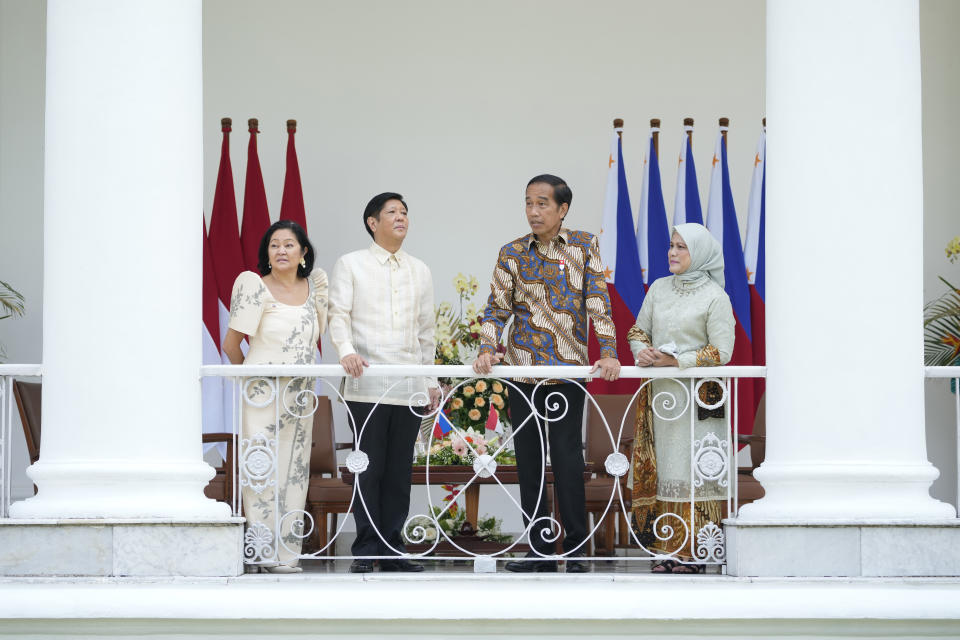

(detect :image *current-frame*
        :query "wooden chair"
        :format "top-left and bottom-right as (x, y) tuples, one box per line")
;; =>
(12, 381), (41, 468)
(736, 391), (767, 508)
(202, 433), (235, 507)
(13, 379), (236, 506)
(583, 394), (636, 556)
(305, 396), (353, 555)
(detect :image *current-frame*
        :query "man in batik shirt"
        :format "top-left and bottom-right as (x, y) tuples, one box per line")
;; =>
(474, 174), (620, 573)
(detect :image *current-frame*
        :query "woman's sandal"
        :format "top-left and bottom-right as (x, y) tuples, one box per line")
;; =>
(671, 563), (705, 574)
(651, 560), (679, 573)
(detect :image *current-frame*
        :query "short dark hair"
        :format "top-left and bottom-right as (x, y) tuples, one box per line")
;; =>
(257, 220), (315, 278)
(363, 192), (408, 238)
(527, 174), (572, 214)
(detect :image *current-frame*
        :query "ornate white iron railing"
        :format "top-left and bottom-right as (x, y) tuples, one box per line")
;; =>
(203, 363), (765, 572)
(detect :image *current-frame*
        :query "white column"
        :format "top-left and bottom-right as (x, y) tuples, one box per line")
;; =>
(11, 0), (227, 519)
(741, 0), (953, 520)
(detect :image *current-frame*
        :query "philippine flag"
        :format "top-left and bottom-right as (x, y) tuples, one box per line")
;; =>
(673, 122), (704, 226)
(744, 124), (766, 403)
(635, 126), (672, 288)
(592, 122), (645, 394)
(705, 123), (756, 439)
(433, 411), (456, 440)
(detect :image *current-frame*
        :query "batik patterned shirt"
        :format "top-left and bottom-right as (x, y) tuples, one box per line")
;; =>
(479, 229), (617, 381)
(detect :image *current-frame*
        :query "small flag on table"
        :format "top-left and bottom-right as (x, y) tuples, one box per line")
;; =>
(485, 406), (503, 434)
(433, 411), (456, 439)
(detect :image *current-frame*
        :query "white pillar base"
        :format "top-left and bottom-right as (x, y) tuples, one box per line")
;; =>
(10, 461), (229, 519)
(0, 518), (243, 576)
(725, 519), (960, 577)
(740, 462), (956, 520)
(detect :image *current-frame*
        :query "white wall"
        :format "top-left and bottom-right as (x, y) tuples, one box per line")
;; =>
(0, 0), (956, 512)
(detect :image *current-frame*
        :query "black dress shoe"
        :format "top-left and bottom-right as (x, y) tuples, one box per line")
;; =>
(379, 558), (425, 572)
(349, 559), (374, 573)
(504, 554), (558, 573)
(565, 557), (590, 573)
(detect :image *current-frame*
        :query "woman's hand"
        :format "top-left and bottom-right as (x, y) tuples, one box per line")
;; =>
(650, 351), (679, 367)
(634, 348), (659, 367)
(223, 329), (246, 365)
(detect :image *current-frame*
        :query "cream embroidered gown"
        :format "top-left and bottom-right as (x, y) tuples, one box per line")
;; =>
(229, 269), (328, 566)
(627, 274), (734, 559)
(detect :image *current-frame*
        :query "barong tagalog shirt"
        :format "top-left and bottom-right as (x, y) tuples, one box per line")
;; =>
(329, 242), (437, 406)
(479, 228), (617, 381)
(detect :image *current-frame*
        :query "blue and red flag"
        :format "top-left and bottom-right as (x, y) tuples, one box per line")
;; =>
(673, 125), (704, 226)
(706, 125), (756, 438)
(744, 126), (766, 405)
(636, 127), (671, 289)
(592, 122), (645, 394)
(433, 411), (456, 439)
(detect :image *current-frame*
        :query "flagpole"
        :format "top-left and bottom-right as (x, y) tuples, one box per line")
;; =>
(613, 117), (623, 138)
(287, 119), (297, 133)
(684, 117), (694, 144)
(650, 118), (660, 157)
(719, 116), (730, 144)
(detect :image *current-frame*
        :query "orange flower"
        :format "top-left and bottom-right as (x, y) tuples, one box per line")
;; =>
(468, 409), (482, 421)
(451, 398), (464, 410)
(463, 385), (475, 397)
(492, 381), (503, 393)
(475, 380), (488, 393)
(490, 393), (503, 408)
(474, 396), (486, 408)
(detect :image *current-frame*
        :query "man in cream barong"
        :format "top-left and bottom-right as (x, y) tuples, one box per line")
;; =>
(329, 192), (440, 574)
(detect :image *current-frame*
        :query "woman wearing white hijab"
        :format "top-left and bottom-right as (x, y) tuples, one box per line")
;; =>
(627, 223), (735, 573)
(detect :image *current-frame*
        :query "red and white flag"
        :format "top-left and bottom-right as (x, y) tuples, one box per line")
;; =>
(485, 405), (504, 435)
(279, 119), (321, 357)
(202, 217), (226, 456)
(240, 118), (271, 272)
(279, 119), (308, 231)
(208, 118), (247, 430)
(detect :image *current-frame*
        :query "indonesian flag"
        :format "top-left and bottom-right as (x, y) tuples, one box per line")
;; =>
(279, 119), (308, 231)
(635, 126), (671, 288)
(744, 125), (767, 404)
(279, 119), (320, 357)
(207, 118), (247, 425)
(485, 405), (504, 435)
(240, 118), (271, 272)
(202, 218), (225, 457)
(590, 123), (644, 394)
(705, 125), (756, 440)
(673, 126), (704, 226)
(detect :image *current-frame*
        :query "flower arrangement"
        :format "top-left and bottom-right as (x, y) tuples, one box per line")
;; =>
(428, 272), (511, 436)
(435, 272), (484, 366)
(414, 427), (516, 466)
(403, 487), (511, 545)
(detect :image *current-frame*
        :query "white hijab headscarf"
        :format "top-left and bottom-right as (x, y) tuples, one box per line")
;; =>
(672, 223), (725, 289)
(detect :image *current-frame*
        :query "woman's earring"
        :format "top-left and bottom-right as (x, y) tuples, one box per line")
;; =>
(267, 263), (272, 270)
(299, 257), (306, 269)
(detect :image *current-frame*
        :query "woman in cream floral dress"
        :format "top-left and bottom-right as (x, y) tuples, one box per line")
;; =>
(224, 220), (328, 573)
(627, 223), (734, 574)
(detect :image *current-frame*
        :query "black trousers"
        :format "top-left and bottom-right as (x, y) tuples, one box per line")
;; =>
(509, 382), (587, 554)
(346, 401), (421, 557)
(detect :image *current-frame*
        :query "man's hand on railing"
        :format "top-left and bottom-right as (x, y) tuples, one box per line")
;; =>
(340, 354), (369, 378)
(590, 357), (621, 381)
(472, 352), (503, 375)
